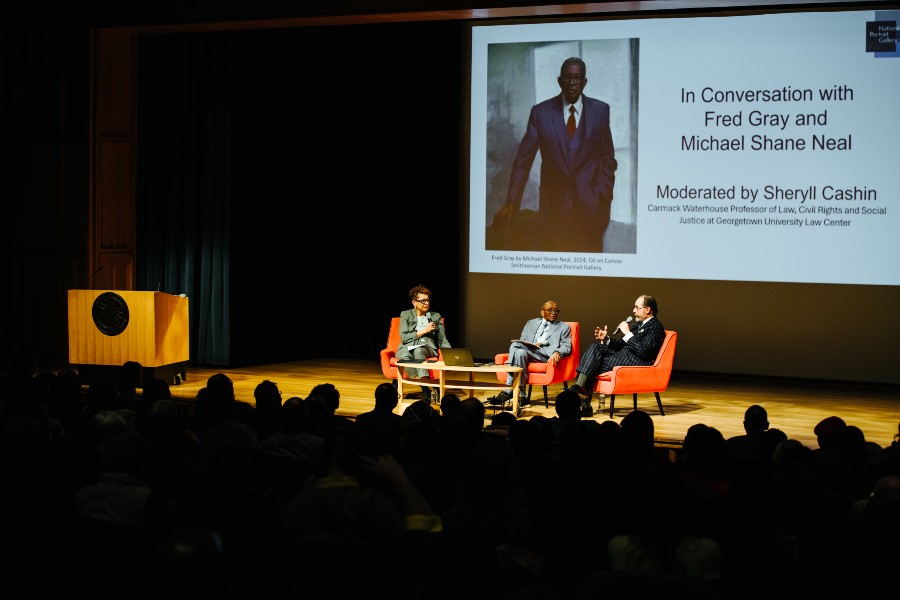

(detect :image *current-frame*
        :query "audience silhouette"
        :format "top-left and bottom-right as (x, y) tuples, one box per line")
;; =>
(2, 363), (898, 599)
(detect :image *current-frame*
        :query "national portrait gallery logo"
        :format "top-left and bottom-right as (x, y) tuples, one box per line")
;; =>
(867, 11), (900, 56)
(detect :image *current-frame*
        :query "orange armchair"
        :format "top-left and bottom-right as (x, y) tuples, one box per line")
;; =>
(380, 317), (442, 384)
(494, 322), (580, 408)
(588, 330), (677, 418)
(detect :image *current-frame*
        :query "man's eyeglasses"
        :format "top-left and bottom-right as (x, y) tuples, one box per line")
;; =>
(634, 305), (647, 310)
(561, 74), (585, 83)
(414, 298), (431, 304)
(543, 308), (560, 313)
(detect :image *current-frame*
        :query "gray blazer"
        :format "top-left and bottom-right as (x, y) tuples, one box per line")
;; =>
(397, 308), (451, 352)
(516, 318), (572, 357)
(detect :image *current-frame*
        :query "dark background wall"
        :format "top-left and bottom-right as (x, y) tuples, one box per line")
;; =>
(227, 23), (463, 365)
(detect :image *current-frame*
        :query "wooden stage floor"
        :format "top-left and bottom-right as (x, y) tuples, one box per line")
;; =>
(167, 358), (900, 450)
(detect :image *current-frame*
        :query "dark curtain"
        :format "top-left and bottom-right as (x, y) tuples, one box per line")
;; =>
(134, 23), (462, 368)
(137, 32), (232, 367)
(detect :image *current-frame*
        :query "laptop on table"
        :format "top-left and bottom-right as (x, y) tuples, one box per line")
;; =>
(442, 348), (491, 368)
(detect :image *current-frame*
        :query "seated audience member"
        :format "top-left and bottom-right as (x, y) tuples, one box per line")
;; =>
(726, 404), (769, 459)
(618, 409), (675, 487)
(355, 383), (406, 454)
(846, 474), (900, 595)
(485, 410), (517, 439)
(118, 360), (144, 412)
(303, 384), (351, 442)
(74, 410), (167, 534)
(256, 396), (326, 473)
(549, 389), (584, 429)
(309, 382), (341, 416)
(874, 422), (900, 479)
(608, 471), (724, 575)
(283, 421), (442, 574)
(253, 379), (284, 442)
(813, 415), (846, 454)
(439, 392), (463, 416)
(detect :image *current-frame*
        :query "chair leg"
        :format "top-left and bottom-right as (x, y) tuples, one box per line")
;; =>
(609, 394), (616, 418)
(542, 385), (549, 409)
(633, 393), (638, 412)
(655, 391), (665, 416)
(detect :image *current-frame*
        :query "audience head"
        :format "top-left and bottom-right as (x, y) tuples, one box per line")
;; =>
(374, 382), (399, 411)
(253, 379), (283, 411)
(310, 383), (340, 413)
(191, 384), (235, 432)
(814, 415), (846, 450)
(143, 378), (172, 402)
(772, 438), (811, 468)
(303, 391), (351, 441)
(332, 421), (394, 484)
(198, 419), (258, 484)
(51, 368), (81, 400)
(84, 376), (122, 415)
(743, 404), (769, 433)
(870, 474), (900, 507)
(121, 360), (143, 389)
(82, 409), (149, 475)
(401, 399), (441, 456)
(442, 398), (485, 452)
(836, 424), (868, 459)
(439, 392), (462, 415)
(206, 373), (235, 402)
(280, 396), (308, 432)
(490, 410), (517, 429)
(152, 525), (228, 600)
(620, 409), (655, 449)
(554, 389), (582, 419)
(682, 422), (729, 477)
(761, 428), (788, 461)
(458, 396), (486, 428)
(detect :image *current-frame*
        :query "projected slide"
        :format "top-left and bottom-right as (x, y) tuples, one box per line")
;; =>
(469, 9), (900, 285)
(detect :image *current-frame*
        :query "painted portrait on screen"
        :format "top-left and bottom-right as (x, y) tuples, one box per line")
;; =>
(484, 39), (639, 254)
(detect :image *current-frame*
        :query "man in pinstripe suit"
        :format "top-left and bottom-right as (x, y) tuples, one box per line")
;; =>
(569, 295), (666, 412)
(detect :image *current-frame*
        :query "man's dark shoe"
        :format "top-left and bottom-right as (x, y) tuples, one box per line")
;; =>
(580, 401), (594, 417)
(518, 390), (530, 407)
(570, 383), (587, 397)
(487, 390), (513, 408)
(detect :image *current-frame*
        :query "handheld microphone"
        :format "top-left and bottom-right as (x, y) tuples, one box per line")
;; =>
(611, 316), (634, 336)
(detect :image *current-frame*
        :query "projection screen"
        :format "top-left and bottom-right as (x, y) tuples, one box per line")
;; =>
(463, 4), (900, 385)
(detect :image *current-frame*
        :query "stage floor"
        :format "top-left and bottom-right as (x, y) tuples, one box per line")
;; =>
(157, 358), (900, 450)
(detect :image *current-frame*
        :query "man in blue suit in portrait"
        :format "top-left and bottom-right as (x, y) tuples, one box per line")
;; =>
(491, 56), (618, 253)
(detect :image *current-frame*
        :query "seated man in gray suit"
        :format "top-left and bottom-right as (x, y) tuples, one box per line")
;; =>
(489, 300), (572, 408)
(570, 294), (665, 415)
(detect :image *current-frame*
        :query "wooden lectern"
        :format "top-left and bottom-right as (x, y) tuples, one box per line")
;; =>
(68, 290), (189, 386)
